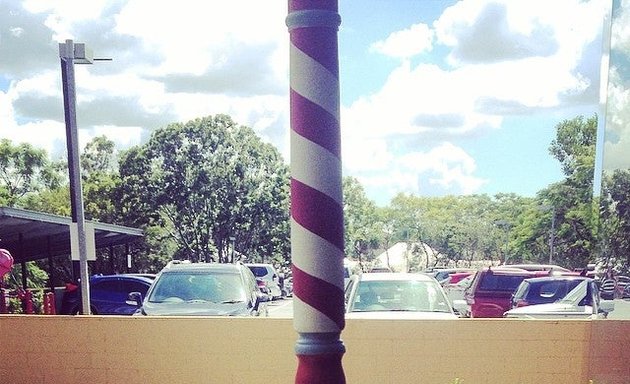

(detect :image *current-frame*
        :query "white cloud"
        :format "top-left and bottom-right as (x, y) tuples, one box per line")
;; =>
(370, 23), (434, 59)
(1, 0), (610, 205)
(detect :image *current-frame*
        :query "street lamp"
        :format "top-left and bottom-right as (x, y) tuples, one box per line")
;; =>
(540, 205), (556, 264)
(229, 236), (236, 263)
(495, 220), (511, 264)
(59, 39), (110, 314)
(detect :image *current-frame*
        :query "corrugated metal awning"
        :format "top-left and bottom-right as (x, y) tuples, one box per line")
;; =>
(0, 206), (143, 262)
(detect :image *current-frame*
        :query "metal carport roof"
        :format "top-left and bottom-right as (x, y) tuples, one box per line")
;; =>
(0, 206), (143, 262)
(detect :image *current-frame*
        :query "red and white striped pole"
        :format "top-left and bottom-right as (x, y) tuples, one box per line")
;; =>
(286, 1), (345, 383)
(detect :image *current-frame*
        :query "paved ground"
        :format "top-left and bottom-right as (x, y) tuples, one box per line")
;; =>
(607, 298), (630, 319)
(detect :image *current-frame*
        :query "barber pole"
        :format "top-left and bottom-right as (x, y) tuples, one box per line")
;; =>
(286, 1), (345, 383)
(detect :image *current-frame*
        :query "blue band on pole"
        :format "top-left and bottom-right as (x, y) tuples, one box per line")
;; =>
(286, 10), (341, 31)
(295, 332), (346, 355)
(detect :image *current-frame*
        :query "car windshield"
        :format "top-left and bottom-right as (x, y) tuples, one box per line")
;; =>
(558, 280), (588, 305)
(351, 280), (451, 313)
(148, 272), (246, 303)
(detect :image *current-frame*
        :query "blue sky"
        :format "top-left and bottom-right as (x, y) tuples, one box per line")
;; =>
(1, 0), (627, 206)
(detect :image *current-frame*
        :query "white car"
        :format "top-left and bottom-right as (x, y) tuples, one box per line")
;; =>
(503, 278), (615, 319)
(344, 273), (458, 319)
(245, 263), (283, 300)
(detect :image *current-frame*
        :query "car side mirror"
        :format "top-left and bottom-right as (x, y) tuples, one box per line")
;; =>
(126, 291), (143, 307)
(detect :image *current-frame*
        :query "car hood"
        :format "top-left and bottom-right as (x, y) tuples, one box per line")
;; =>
(346, 311), (458, 320)
(504, 303), (592, 318)
(138, 301), (250, 316)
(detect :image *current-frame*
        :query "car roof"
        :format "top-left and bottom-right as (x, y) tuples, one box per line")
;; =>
(480, 266), (531, 275)
(245, 263), (275, 268)
(358, 272), (436, 282)
(504, 264), (570, 272)
(90, 274), (155, 283)
(522, 276), (591, 284)
(162, 262), (242, 274)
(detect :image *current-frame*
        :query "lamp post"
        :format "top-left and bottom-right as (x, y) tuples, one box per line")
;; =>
(59, 39), (109, 314)
(229, 236), (236, 263)
(495, 220), (511, 264)
(540, 205), (556, 264)
(548, 208), (556, 264)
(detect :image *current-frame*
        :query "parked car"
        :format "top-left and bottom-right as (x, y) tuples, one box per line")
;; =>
(464, 267), (544, 318)
(60, 274), (155, 315)
(504, 278), (615, 319)
(255, 278), (273, 301)
(432, 268), (475, 286)
(245, 263), (283, 300)
(128, 261), (269, 316)
(445, 273), (475, 317)
(344, 273), (458, 319)
(510, 276), (592, 308)
(503, 264), (572, 273)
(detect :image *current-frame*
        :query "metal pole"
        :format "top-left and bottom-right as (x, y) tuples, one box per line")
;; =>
(549, 208), (556, 264)
(287, 2), (345, 383)
(59, 39), (91, 315)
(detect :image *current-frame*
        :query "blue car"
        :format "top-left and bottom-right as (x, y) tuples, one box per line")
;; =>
(61, 274), (155, 315)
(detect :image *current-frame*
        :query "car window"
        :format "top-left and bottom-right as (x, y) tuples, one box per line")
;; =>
(122, 281), (150, 295)
(352, 280), (450, 313)
(149, 272), (246, 303)
(248, 266), (268, 277)
(513, 282), (530, 300)
(538, 281), (564, 298)
(559, 280), (588, 304)
(479, 274), (527, 292)
(92, 280), (120, 294)
(243, 268), (258, 302)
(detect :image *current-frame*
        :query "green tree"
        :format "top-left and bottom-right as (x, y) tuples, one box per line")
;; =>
(518, 115), (598, 269)
(118, 115), (290, 264)
(0, 139), (62, 207)
(600, 169), (630, 273)
(343, 176), (381, 270)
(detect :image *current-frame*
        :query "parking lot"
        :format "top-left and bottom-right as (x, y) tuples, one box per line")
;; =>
(269, 297), (630, 319)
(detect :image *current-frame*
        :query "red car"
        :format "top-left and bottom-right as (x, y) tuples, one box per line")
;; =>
(448, 271), (474, 284)
(464, 267), (540, 318)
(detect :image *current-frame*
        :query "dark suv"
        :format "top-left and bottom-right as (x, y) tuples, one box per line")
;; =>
(129, 261), (269, 316)
(60, 274), (155, 315)
(464, 267), (540, 318)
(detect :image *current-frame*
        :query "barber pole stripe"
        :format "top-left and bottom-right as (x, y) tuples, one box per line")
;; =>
(287, 1), (346, 383)
(288, 4), (344, 335)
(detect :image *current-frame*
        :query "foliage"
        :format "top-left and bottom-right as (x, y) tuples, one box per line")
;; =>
(599, 169), (630, 273)
(343, 176), (381, 270)
(0, 139), (63, 207)
(117, 115), (290, 265)
(3, 111), (622, 289)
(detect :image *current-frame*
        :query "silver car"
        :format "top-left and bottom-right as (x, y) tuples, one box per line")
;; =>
(344, 272), (458, 319)
(503, 278), (615, 319)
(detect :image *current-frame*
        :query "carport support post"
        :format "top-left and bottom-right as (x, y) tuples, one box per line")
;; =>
(286, 2), (346, 383)
(59, 39), (91, 315)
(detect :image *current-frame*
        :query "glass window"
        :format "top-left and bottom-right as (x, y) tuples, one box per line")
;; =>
(479, 274), (527, 291)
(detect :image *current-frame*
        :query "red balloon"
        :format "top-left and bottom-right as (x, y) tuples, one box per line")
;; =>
(0, 248), (14, 279)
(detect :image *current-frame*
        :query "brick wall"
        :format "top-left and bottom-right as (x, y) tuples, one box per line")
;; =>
(0, 316), (628, 384)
